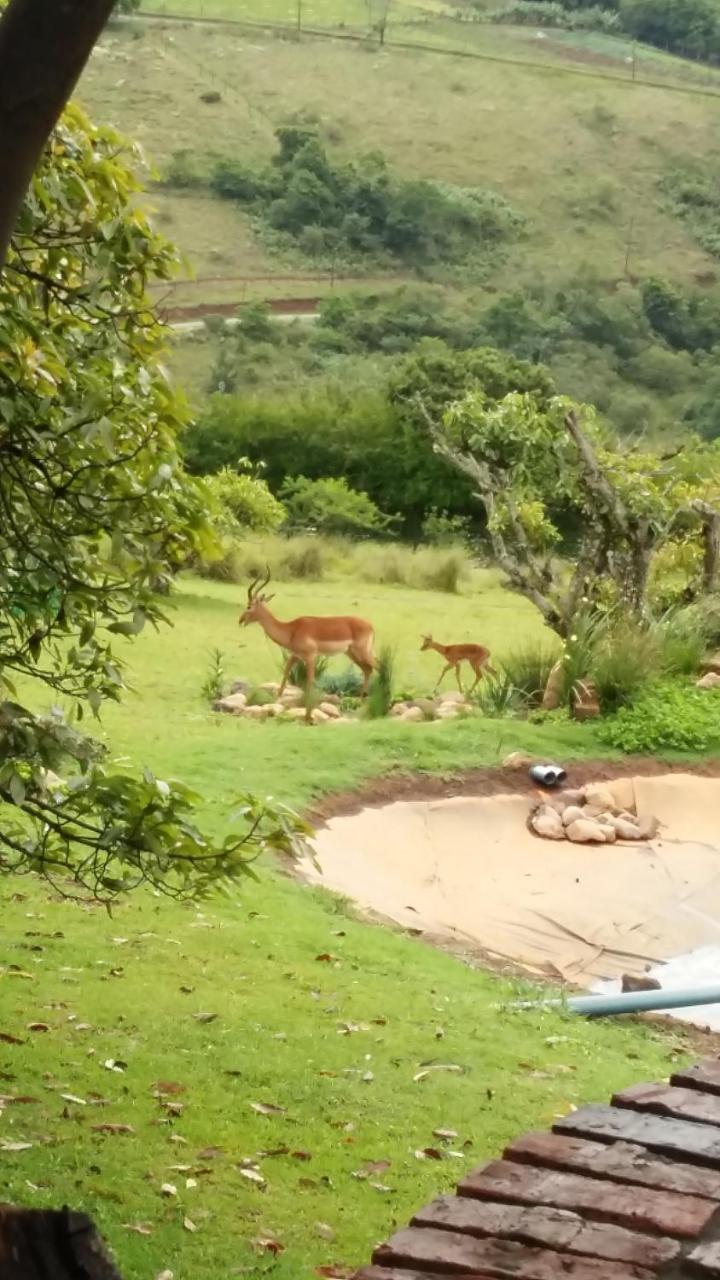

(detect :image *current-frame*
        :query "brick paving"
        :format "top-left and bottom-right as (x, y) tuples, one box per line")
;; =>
(353, 1056), (720, 1279)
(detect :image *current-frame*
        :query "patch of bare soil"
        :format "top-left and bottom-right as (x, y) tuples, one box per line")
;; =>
(308, 757), (720, 826)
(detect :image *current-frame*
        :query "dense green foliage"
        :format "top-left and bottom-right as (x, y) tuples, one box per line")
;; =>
(280, 475), (394, 536)
(500, 0), (720, 58)
(661, 168), (720, 260)
(0, 105), (306, 900)
(205, 127), (522, 269)
(204, 465), (286, 533)
(599, 680), (720, 752)
(483, 1), (620, 31)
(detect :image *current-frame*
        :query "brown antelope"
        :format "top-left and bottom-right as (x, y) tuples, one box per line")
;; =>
(420, 634), (495, 694)
(239, 570), (377, 704)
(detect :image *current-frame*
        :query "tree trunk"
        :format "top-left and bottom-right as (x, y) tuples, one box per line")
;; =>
(0, 0), (116, 269)
(0, 1206), (124, 1279)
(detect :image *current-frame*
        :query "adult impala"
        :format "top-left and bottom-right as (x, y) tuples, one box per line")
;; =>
(420, 634), (495, 694)
(239, 570), (377, 701)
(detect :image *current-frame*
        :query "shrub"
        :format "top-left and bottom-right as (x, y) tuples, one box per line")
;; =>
(197, 534), (328, 584)
(366, 646), (395, 718)
(590, 623), (659, 712)
(280, 475), (395, 537)
(201, 648), (226, 704)
(279, 535), (327, 579)
(653, 609), (709, 676)
(422, 508), (474, 546)
(474, 670), (528, 716)
(411, 546), (469, 593)
(599, 680), (720, 754)
(501, 644), (560, 706)
(204, 466), (286, 534)
(483, 1), (620, 31)
(318, 666), (364, 697)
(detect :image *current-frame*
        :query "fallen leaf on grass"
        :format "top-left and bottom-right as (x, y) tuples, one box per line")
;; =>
(337, 1022), (370, 1036)
(433, 1127), (458, 1140)
(73, 1023), (94, 1033)
(315, 954), (337, 963)
(315, 1268), (353, 1279)
(92, 1123), (135, 1135)
(252, 1236), (284, 1255)
(1, 1094), (38, 1106)
(60, 1094), (87, 1106)
(239, 1168), (266, 1186)
(27, 1022), (50, 1033)
(185, 1177), (197, 1190)
(0, 1032), (24, 1045)
(153, 1081), (186, 1097)
(26, 1181), (49, 1192)
(315, 1222), (335, 1241)
(183, 1217), (197, 1233)
(192, 1012), (218, 1024)
(124, 1223), (153, 1236)
(196, 1145), (224, 1160)
(103, 1059), (127, 1073)
(415, 1147), (444, 1161)
(250, 1101), (286, 1116)
(256, 1146), (289, 1159)
(292, 1149), (312, 1161)
(370, 1182), (395, 1193)
(362, 1072), (374, 1083)
(435, 1026), (445, 1040)
(352, 1159), (390, 1180)
(160, 1183), (177, 1198)
(413, 1063), (465, 1083)
(169, 1135), (188, 1145)
(179, 985), (194, 995)
(1, 1142), (33, 1152)
(156, 1272), (174, 1280)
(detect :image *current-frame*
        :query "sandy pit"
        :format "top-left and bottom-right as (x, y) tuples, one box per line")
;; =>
(302, 773), (720, 987)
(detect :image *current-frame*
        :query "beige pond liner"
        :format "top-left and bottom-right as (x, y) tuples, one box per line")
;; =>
(302, 774), (720, 986)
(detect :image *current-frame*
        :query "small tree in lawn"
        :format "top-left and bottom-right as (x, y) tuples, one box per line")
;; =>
(421, 388), (720, 638)
(0, 103), (308, 902)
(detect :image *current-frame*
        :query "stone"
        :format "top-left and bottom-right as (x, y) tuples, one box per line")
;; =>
(541, 660), (564, 711)
(561, 805), (586, 827)
(573, 680), (600, 721)
(596, 822), (617, 844)
(244, 704), (270, 721)
(320, 693), (341, 706)
(606, 777), (636, 813)
(230, 679), (250, 695)
(214, 692), (247, 715)
(555, 1101), (720, 1176)
(613, 1082), (720, 1128)
(674, 1058), (720, 1097)
(437, 690), (466, 705)
(283, 707), (309, 721)
(411, 697), (437, 718)
(506, 1130), (720, 1200)
(310, 708), (329, 725)
(390, 702), (410, 718)
(319, 701), (341, 719)
(400, 706), (425, 723)
(582, 784), (617, 812)
(530, 806), (566, 841)
(608, 816), (643, 840)
(435, 703), (459, 720)
(264, 702), (284, 718)
(279, 685), (304, 706)
(621, 973), (662, 994)
(635, 812), (660, 840)
(565, 818), (607, 844)
(700, 651), (720, 676)
(697, 671), (720, 689)
(557, 788), (586, 807)
(259, 681), (281, 695)
(504, 751), (534, 770)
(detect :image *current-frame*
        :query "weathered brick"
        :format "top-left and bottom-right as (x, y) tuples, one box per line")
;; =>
(412, 1194), (678, 1267)
(373, 1227), (654, 1278)
(614, 1082), (720, 1127)
(506, 1131), (720, 1200)
(459, 1158), (715, 1237)
(687, 1239), (720, 1275)
(555, 1103), (720, 1170)
(673, 1059), (720, 1097)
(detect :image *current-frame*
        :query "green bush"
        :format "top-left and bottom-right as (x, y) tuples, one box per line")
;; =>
(474, 670), (528, 716)
(280, 474), (395, 537)
(318, 666), (365, 697)
(599, 680), (720, 754)
(654, 609), (709, 676)
(197, 534), (329, 584)
(483, 1), (620, 30)
(209, 128), (521, 270)
(590, 623), (659, 713)
(366, 646), (395, 718)
(501, 644), (560, 706)
(353, 542), (471, 591)
(422, 508), (474, 546)
(204, 466), (286, 534)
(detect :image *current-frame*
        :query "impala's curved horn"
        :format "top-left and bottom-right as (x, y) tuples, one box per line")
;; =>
(247, 572), (261, 603)
(257, 564), (272, 597)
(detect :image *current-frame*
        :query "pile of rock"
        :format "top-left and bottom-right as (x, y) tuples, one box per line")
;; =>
(213, 681), (348, 725)
(389, 690), (472, 723)
(530, 781), (659, 845)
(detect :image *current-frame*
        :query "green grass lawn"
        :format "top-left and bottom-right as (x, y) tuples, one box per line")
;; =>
(0, 572), (699, 1277)
(79, 16), (720, 307)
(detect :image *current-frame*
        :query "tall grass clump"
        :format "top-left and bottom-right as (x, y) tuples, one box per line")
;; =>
(366, 646), (395, 719)
(474, 670), (527, 717)
(197, 534), (328, 584)
(590, 622), (659, 713)
(353, 543), (471, 592)
(501, 644), (560, 706)
(653, 608), (709, 676)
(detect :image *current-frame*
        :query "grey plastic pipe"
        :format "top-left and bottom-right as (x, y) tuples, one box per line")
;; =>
(517, 985), (720, 1018)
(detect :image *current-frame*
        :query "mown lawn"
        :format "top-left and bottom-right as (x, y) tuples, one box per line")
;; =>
(0, 573), (697, 1278)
